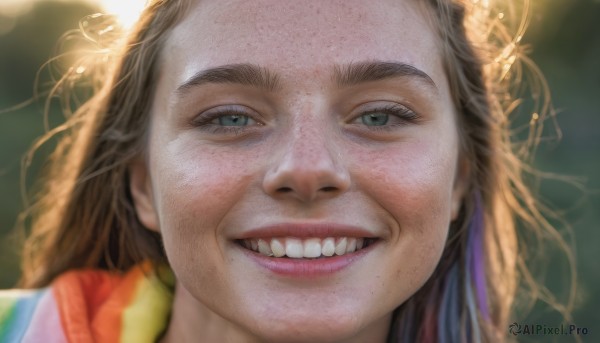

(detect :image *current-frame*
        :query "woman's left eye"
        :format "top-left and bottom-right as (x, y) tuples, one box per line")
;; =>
(353, 104), (420, 130)
(360, 112), (390, 126)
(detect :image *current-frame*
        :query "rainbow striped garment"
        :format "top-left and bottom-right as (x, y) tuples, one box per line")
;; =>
(0, 263), (174, 343)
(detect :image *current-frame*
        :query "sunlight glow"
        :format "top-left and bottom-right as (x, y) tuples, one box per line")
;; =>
(93, 0), (146, 29)
(0, 0), (34, 17)
(0, 0), (147, 31)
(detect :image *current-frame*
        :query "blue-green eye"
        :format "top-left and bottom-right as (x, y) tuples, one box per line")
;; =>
(361, 112), (389, 126)
(216, 114), (250, 126)
(192, 106), (261, 135)
(353, 104), (420, 131)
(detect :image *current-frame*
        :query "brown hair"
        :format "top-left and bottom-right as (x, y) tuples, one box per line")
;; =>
(20, 0), (187, 285)
(18, 0), (574, 341)
(389, 1), (574, 341)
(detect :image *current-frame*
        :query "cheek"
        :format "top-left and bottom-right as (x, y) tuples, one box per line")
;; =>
(351, 138), (458, 275)
(355, 140), (457, 220)
(148, 139), (257, 269)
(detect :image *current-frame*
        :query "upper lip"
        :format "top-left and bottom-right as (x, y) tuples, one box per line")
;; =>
(234, 222), (378, 240)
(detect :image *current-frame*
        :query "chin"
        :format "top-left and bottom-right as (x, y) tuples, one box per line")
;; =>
(247, 309), (382, 343)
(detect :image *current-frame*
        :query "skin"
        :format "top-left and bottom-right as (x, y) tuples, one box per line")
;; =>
(130, 0), (468, 342)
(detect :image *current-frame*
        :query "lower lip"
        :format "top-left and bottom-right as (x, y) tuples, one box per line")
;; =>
(236, 240), (378, 277)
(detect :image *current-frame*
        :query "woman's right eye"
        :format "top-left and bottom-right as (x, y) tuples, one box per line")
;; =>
(212, 114), (252, 126)
(192, 106), (261, 135)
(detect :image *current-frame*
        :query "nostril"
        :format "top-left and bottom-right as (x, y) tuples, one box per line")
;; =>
(321, 186), (337, 192)
(277, 187), (293, 193)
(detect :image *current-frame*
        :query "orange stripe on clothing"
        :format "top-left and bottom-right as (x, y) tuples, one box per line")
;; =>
(52, 268), (138, 343)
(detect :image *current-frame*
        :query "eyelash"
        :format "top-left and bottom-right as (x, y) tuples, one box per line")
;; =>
(353, 104), (420, 132)
(192, 108), (261, 135)
(191, 104), (420, 135)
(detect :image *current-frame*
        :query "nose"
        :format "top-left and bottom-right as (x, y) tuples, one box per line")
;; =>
(262, 125), (351, 203)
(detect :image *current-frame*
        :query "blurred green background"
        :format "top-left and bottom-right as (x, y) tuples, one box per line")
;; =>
(1, 0), (598, 340)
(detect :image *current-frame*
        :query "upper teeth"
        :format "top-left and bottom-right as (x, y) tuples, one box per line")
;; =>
(241, 237), (368, 258)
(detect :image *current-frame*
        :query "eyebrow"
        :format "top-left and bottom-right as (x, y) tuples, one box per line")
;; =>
(176, 63), (280, 94)
(332, 61), (437, 90)
(174, 61), (437, 95)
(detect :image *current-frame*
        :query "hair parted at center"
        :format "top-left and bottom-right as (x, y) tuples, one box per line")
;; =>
(18, 0), (574, 342)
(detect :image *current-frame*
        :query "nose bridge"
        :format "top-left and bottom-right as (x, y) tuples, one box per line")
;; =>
(286, 115), (334, 166)
(263, 106), (350, 202)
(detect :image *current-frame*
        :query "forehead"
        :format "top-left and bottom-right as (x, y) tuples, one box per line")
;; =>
(161, 0), (443, 89)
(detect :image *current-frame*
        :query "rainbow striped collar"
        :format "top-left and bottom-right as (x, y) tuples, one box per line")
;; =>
(0, 262), (174, 343)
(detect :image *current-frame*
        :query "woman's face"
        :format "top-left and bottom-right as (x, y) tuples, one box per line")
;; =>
(132, 0), (466, 341)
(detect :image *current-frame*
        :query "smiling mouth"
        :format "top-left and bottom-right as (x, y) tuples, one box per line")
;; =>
(236, 237), (378, 259)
